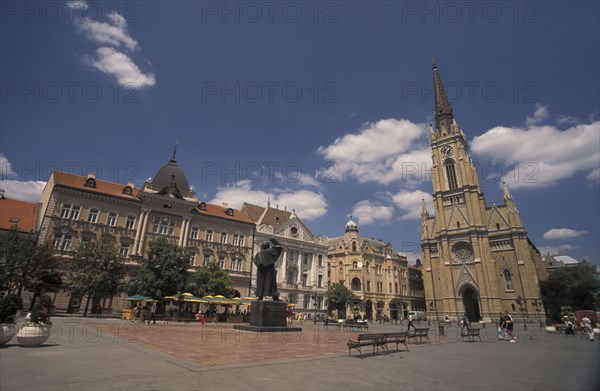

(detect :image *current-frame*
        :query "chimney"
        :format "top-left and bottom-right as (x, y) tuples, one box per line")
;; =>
(222, 202), (228, 209)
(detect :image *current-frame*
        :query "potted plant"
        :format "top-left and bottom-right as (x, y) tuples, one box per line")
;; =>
(16, 294), (54, 347)
(0, 293), (22, 345)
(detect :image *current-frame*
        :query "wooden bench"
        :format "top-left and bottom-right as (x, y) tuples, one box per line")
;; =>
(323, 320), (342, 330)
(408, 328), (430, 343)
(461, 327), (482, 342)
(384, 332), (409, 352)
(343, 320), (369, 331)
(347, 333), (388, 356)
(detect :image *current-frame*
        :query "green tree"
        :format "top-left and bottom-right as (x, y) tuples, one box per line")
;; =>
(67, 240), (125, 317)
(540, 262), (600, 321)
(192, 262), (235, 298)
(325, 282), (356, 319)
(1, 230), (62, 309)
(0, 229), (36, 294)
(127, 237), (191, 299)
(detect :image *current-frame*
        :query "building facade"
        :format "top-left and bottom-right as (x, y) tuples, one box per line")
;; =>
(420, 61), (547, 324)
(241, 203), (329, 320)
(327, 218), (409, 321)
(35, 152), (255, 313)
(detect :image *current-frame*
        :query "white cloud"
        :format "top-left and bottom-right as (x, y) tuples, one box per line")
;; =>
(525, 103), (549, 126)
(543, 228), (588, 240)
(75, 13), (138, 51)
(538, 246), (562, 256)
(66, 1), (89, 10)
(391, 190), (433, 220)
(557, 114), (580, 125)
(69, 3), (155, 88)
(0, 180), (46, 202)
(317, 118), (431, 185)
(85, 47), (156, 88)
(0, 153), (17, 177)
(350, 200), (394, 225)
(587, 167), (600, 184)
(209, 180), (327, 220)
(471, 121), (600, 189)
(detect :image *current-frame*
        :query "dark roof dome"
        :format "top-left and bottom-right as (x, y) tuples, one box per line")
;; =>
(151, 146), (191, 193)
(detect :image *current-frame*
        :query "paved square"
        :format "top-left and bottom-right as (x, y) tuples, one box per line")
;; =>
(1, 317), (598, 390)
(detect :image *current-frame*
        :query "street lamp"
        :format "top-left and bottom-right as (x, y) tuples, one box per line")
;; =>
(313, 294), (318, 325)
(515, 296), (528, 330)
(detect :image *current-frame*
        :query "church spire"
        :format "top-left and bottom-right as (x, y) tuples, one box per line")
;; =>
(421, 198), (429, 219)
(170, 143), (178, 163)
(432, 59), (454, 135)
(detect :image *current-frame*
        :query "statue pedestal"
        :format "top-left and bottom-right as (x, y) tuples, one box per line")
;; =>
(233, 301), (301, 333)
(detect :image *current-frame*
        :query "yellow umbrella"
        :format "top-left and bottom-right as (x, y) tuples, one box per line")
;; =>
(288, 303), (297, 308)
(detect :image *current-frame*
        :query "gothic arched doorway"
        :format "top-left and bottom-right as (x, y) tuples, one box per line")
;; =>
(461, 286), (481, 321)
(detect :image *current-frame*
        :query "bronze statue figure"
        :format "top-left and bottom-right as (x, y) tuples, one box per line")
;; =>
(254, 238), (282, 300)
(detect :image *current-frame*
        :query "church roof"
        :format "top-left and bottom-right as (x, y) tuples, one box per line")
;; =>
(150, 148), (190, 193)
(240, 202), (292, 227)
(553, 255), (579, 265)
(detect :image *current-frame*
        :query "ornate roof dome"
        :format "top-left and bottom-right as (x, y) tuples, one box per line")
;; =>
(345, 216), (359, 232)
(151, 146), (190, 193)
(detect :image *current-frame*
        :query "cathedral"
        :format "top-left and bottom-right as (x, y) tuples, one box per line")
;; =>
(420, 61), (547, 324)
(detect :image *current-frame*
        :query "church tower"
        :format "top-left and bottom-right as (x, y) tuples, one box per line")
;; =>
(421, 61), (547, 324)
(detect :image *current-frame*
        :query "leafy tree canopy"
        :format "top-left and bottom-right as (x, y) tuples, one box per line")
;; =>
(192, 261), (235, 298)
(540, 262), (600, 321)
(325, 282), (356, 317)
(127, 237), (191, 300)
(67, 240), (125, 315)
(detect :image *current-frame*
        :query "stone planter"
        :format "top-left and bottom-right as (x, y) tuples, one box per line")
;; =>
(16, 324), (51, 347)
(0, 323), (17, 345)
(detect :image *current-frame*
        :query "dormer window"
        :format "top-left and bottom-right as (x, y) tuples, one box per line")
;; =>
(198, 202), (207, 210)
(225, 208), (234, 216)
(85, 178), (97, 188)
(122, 186), (132, 195)
(9, 217), (19, 223)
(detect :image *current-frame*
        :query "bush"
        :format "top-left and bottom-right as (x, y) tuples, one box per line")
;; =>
(0, 294), (22, 323)
(30, 295), (53, 324)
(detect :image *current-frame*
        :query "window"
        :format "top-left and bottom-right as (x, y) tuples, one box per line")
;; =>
(119, 243), (130, 257)
(395, 283), (399, 294)
(445, 159), (458, 190)
(287, 270), (296, 284)
(125, 215), (136, 230)
(232, 234), (244, 246)
(218, 254), (225, 269)
(351, 277), (361, 291)
(203, 252), (212, 266)
(220, 232), (228, 244)
(302, 273), (308, 286)
(352, 241), (357, 252)
(189, 254), (196, 266)
(231, 254), (243, 271)
(303, 295), (309, 309)
(52, 232), (73, 251)
(303, 253), (310, 265)
(290, 226), (298, 236)
(389, 283), (392, 293)
(288, 294), (297, 304)
(87, 209), (99, 223)
(377, 282), (383, 293)
(60, 204), (80, 220)
(205, 230), (214, 242)
(377, 264), (382, 275)
(152, 217), (175, 235)
(190, 227), (199, 240)
(352, 261), (358, 271)
(318, 275), (323, 287)
(504, 269), (514, 290)
(107, 212), (118, 227)
(318, 255), (323, 267)
(366, 281), (371, 291)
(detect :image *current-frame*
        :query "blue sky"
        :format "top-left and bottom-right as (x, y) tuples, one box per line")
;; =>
(1, 1), (599, 266)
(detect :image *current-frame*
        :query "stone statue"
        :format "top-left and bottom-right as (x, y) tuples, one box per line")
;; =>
(254, 237), (282, 300)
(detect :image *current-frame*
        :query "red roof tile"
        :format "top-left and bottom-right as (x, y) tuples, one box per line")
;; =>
(195, 203), (254, 225)
(52, 171), (141, 201)
(0, 198), (38, 233)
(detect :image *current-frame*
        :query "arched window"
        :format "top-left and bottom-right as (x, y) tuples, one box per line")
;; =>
(352, 261), (358, 270)
(445, 159), (458, 190)
(503, 269), (514, 290)
(352, 241), (357, 252)
(351, 277), (361, 291)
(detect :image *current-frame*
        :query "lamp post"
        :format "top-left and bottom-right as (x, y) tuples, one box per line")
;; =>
(313, 294), (318, 325)
(515, 296), (528, 330)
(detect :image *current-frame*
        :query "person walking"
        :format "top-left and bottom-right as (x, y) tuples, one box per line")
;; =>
(460, 313), (469, 336)
(407, 313), (416, 332)
(504, 312), (516, 343)
(147, 301), (157, 325)
(582, 317), (595, 341)
(498, 312), (508, 340)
